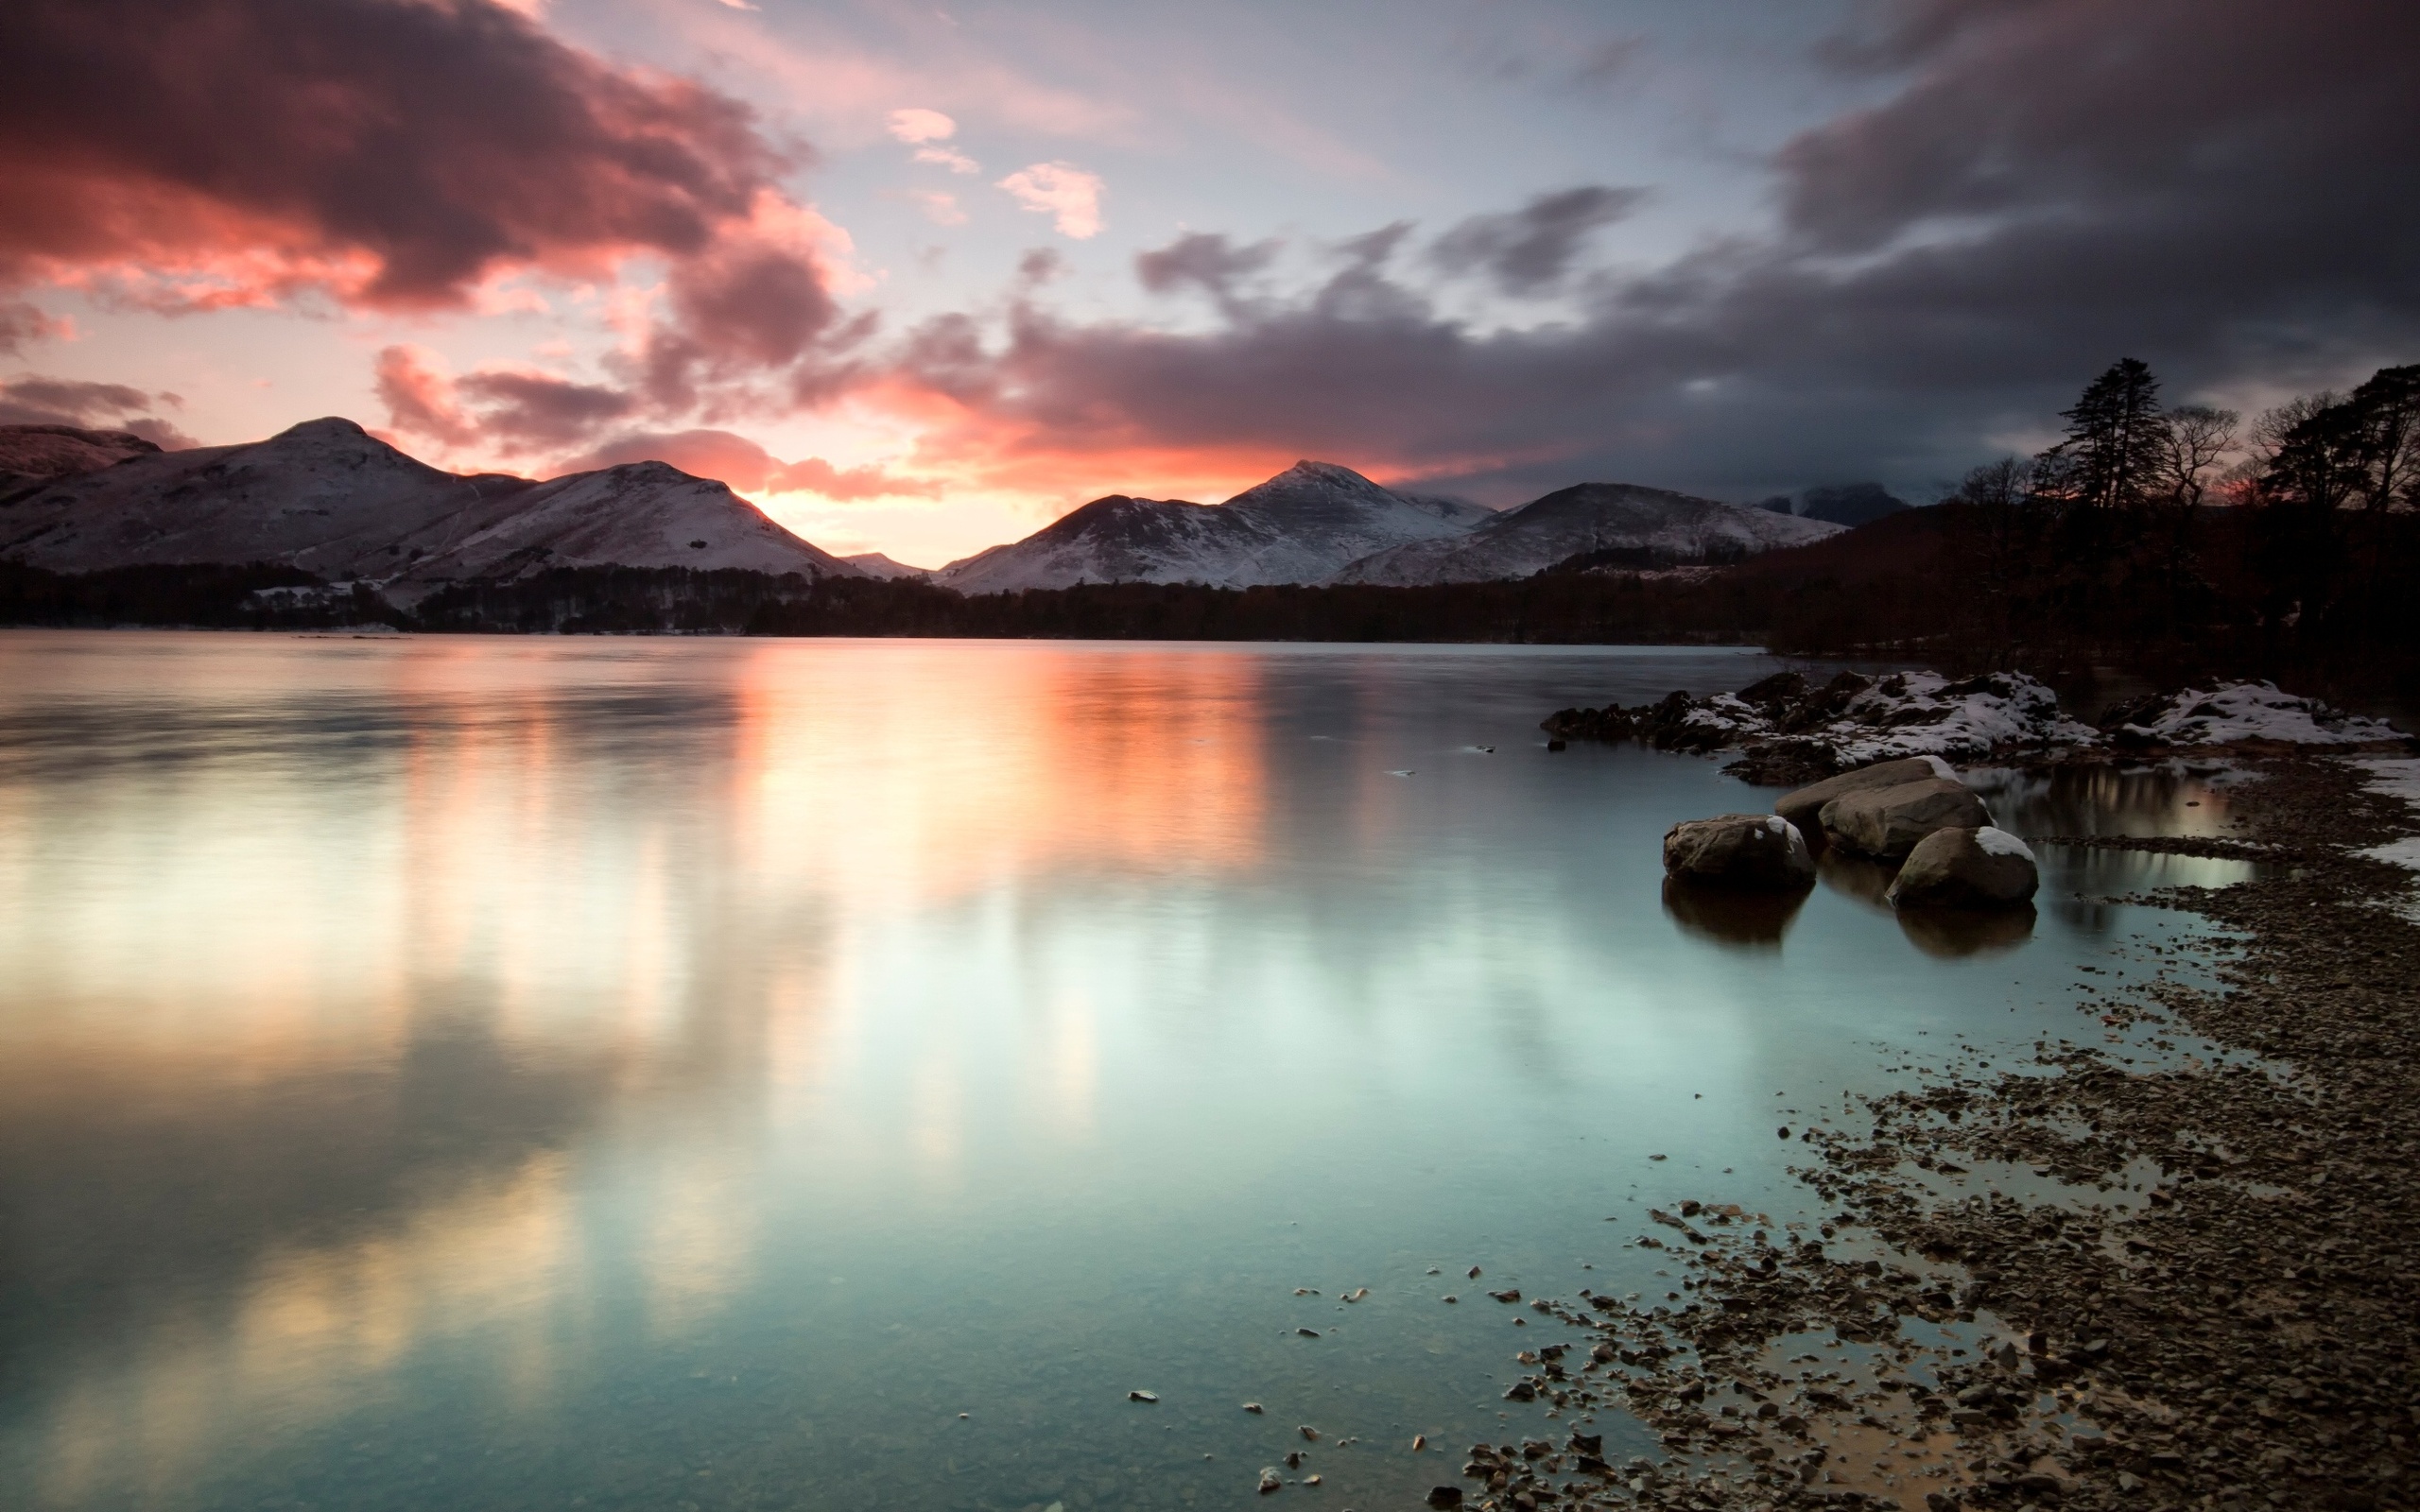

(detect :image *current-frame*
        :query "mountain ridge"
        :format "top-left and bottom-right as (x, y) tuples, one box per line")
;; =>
(0, 417), (863, 600)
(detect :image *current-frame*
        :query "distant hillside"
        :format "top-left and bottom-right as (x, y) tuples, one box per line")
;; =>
(0, 424), (164, 506)
(1757, 481), (1912, 527)
(1333, 482), (1843, 584)
(0, 418), (862, 601)
(937, 461), (1492, 593)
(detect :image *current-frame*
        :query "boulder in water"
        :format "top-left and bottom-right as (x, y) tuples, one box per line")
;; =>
(1662, 813), (1816, 889)
(1888, 825), (2041, 908)
(1772, 755), (1953, 835)
(1820, 778), (1991, 858)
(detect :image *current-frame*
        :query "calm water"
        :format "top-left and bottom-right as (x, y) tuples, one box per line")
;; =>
(0, 633), (2241, 1512)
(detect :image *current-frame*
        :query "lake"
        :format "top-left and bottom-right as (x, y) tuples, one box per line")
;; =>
(0, 632), (2240, 1512)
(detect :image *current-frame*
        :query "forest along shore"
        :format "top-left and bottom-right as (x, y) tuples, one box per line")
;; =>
(1455, 756), (2419, 1512)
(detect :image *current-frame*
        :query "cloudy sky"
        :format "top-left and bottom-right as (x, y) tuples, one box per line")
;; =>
(3, 0), (2413, 566)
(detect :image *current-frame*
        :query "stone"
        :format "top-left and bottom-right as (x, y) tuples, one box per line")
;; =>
(1888, 826), (2040, 908)
(1662, 814), (1817, 888)
(1773, 756), (1952, 834)
(1820, 778), (1992, 858)
(1426, 1488), (1464, 1508)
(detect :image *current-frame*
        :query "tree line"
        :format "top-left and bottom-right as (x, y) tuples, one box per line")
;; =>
(1930, 357), (2419, 682)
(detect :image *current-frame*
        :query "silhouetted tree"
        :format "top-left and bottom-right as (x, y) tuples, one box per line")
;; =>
(2038, 358), (2169, 512)
(2344, 364), (2420, 511)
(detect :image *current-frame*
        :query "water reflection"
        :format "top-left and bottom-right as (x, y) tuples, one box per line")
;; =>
(1660, 877), (1808, 949)
(1897, 903), (2039, 959)
(0, 634), (2234, 1512)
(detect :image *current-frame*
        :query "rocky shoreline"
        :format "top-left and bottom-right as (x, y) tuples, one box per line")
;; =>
(1442, 754), (2420, 1511)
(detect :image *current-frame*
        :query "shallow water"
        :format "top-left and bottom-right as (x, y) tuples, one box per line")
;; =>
(0, 632), (2234, 1512)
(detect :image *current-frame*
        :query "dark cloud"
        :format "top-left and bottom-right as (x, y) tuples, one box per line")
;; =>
(454, 370), (635, 451)
(0, 301), (64, 356)
(0, 374), (197, 448)
(1135, 232), (1278, 316)
(0, 0), (791, 307)
(1429, 186), (1647, 295)
(903, 0), (2420, 504)
(5, 0), (864, 434)
(556, 428), (940, 500)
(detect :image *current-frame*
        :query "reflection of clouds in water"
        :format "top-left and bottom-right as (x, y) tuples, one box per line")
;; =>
(35, 1154), (580, 1508)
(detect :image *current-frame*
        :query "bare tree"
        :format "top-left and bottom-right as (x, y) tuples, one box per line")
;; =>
(2155, 404), (2238, 513)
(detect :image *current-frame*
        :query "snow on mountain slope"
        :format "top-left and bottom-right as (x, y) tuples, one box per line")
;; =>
(1326, 482), (1843, 585)
(0, 417), (860, 593)
(0, 425), (165, 505)
(939, 494), (1270, 593)
(389, 461), (861, 597)
(843, 552), (933, 579)
(936, 461), (1495, 593)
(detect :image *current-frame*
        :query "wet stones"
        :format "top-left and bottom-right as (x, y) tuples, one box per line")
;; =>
(1887, 824), (2041, 909)
(1772, 756), (1951, 835)
(1819, 777), (1992, 859)
(1661, 813), (1817, 888)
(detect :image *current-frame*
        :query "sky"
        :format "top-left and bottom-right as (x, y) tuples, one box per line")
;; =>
(2, 0), (2415, 568)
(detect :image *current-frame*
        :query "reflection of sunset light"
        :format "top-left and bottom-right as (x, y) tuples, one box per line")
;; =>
(0, 633), (1289, 1493)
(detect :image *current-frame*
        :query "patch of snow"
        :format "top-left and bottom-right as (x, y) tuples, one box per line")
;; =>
(1826, 671), (2099, 765)
(1682, 693), (1769, 734)
(1919, 754), (1958, 780)
(2347, 757), (2420, 877)
(1973, 826), (2037, 863)
(2118, 682), (2401, 747)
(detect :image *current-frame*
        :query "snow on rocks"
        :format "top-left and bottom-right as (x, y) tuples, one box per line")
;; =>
(1661, 813), (1816, 889)
(2346, 756), (2420, 878)
(1547, 670), (2409, 780)
(1888, 825), (2041, 909)
(1544, 668), (2091, 778)
(2102, 682), (2403, 748)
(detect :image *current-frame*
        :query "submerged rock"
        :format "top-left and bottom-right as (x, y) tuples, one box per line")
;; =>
(1661, 814), (1817, 888)
(1888, 825), (2041, 908)
(1820, 779), (1992, 859)
(1772, 755), (1955, 835)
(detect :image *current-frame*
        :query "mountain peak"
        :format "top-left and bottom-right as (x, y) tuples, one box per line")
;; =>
(272, 417), (374, 444)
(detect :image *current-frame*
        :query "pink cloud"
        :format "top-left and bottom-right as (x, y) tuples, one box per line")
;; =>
(996, 163), (1105, 239)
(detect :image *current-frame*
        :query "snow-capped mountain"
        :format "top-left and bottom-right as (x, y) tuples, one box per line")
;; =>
(0, 418), (862, 597)
(841, 552), (934, 579)
(1326, 483), (1843, 585)
(937, 461), (1494, 593)
(0, 424), (164, 505)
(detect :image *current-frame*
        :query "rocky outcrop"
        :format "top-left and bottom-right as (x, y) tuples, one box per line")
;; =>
(2099, 681), (2407, 749)
(1888, 825), (2041, 908)
(1820, 778), (1992, 859)
(1772, 755), (1954, 835)
(1546, 668), (2099, 776)
(1662, 813), (1817, 888)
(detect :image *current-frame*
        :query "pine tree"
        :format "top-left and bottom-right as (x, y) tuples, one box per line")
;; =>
(2039, 358), (2167, 510)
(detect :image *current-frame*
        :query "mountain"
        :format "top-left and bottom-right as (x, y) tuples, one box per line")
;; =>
(1759, 482), (1911, 527)
(1327, 483), (1845, 585)
(0, 417), (862, 599)
(842, 552), (934, 579)
(0, 424), (165, 506)
(937, 461), (1494, 593)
